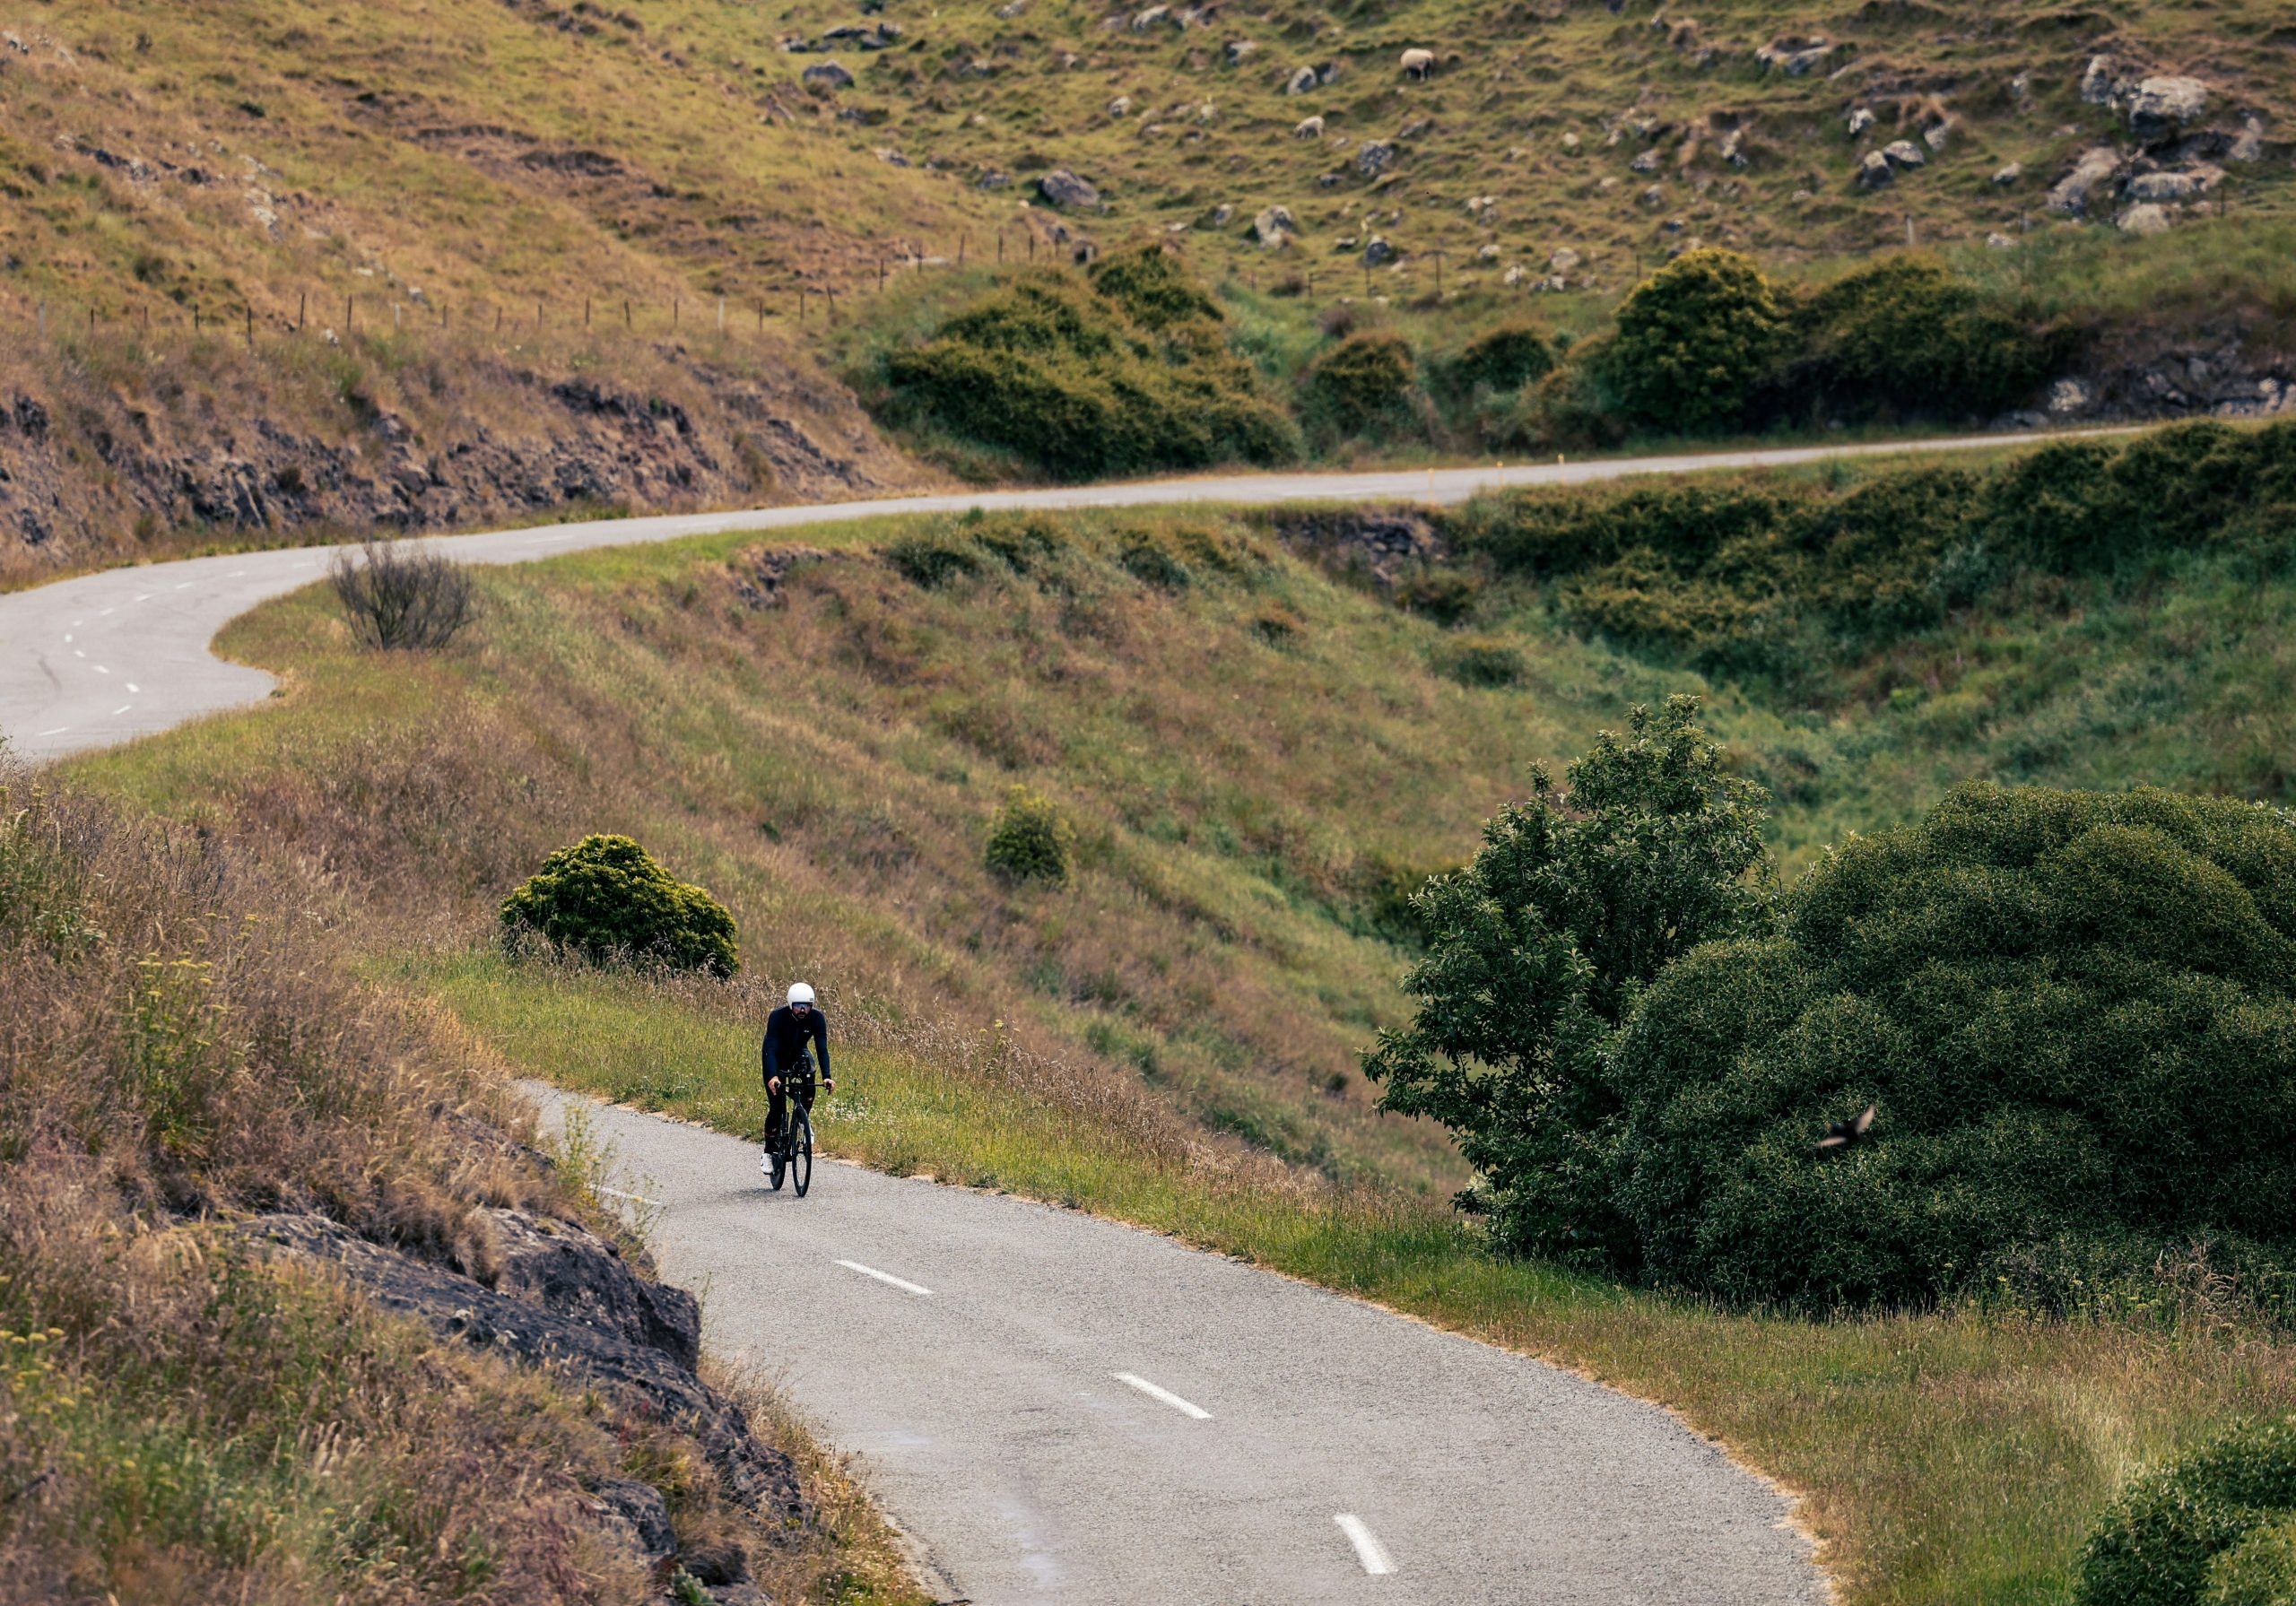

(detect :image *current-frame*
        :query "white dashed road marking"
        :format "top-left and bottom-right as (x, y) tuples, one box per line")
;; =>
(126, 683), (139, 693)
(1335, 1514), (1396, 1576)
(1113, 1373), (1212, 1419)
(37, 727), (68, 737)
(836, 1260), (934, 1298)
(110, 705), (131, 716)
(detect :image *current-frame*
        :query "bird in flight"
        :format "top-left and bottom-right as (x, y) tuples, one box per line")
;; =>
(1818, 1104), (1876, 1151)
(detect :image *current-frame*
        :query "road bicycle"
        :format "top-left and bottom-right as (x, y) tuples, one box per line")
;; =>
(763, 1070), (816, 1197)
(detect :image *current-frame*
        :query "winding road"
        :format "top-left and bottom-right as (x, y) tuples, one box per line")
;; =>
(4, 430), (2086, 765)
(1, 434), (2110, 1601)
(536, 1084), (1824, 1605)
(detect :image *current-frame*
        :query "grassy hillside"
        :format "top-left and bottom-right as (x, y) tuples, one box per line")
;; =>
(0, 770), (925, 1605)
(47, 430), (2296, 1599)
(5, 0), (2292, 578)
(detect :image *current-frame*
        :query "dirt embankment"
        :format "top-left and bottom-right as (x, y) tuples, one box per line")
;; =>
(0, 334), (940, 586)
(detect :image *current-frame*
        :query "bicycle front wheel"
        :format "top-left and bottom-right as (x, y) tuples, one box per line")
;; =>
(791, 1108), (813, 1197)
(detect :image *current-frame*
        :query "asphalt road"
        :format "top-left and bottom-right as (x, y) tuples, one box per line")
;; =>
(1, 429), (2097, 763)
(533, 1084), (1825, 1606)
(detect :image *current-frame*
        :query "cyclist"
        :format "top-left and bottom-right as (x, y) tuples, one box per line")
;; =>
(762, 981), (832, 1176)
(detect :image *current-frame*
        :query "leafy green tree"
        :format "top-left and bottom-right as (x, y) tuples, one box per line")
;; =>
(500, 835), (738, 976)
(1608, 248), (1785, 433)
(1362, 696), (1774, 1261)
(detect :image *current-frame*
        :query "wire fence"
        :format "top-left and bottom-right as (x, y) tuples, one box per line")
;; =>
(4, 223), (1635, 366)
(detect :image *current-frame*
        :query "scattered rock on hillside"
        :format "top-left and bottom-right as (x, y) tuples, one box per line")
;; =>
(1225, 38), (1255, 65)
(2126, 164), (2222, 202)
(1883, 139), (1925, 169)
(244, 1213), (810, 1524)
(1251, 204), (1295, 245)
(2048, 145), (2123, 213)
(1036, 167), (1102, 208)
(1993, 161), (2023, 186)
(1630, 150), (1659, 173)
(2127, 75), (2209, 142)
(1922, 121), (1951, 151)
(482, 1208), (702, 1370)
(1355, 140), (1396, 178)
(1283, 65), (1318, 95)
(2048, 378), (2092, 416)
(1549, 247), (1581, 273)
(1857, 149), (1894, 188)
(802, 60), (855, 89)
(1987, 230), (2015, 248)
(2118, 202), (2173, 235)
(2081, 55), (2133, 108)
(1267, 504), (1442, 585)
(2231, 116), (2266, 162)
(1756, 36), (1832, 75)
(1362, 235), (1396, 265)
(1847, 107), (1874, 137)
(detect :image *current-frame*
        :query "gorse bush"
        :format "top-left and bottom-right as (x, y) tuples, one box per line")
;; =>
(328, 537), (476, 649)
(1605, 248), (1786, 433)
(1612, 782), (2296, 1312)
(2076, 1416), (2296, 1606)
(1438, 636), (1525, 688)
(1449, 323), (1555, 395)
(985, 785), (1073, 886)
(1300, 333), (1417, 440)
(500, 834), (738, 976)
(881, 245), (1297, 480)
(1364, 697), (1773, 1261)
(1784, 256), (2057, 423)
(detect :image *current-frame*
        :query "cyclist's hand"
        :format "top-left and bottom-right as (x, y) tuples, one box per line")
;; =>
(767, 1076), (781, 1093)
(822, 1079), (835, 1092)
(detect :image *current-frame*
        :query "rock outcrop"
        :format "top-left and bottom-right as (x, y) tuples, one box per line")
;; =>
(245, 1212), (809, 1524)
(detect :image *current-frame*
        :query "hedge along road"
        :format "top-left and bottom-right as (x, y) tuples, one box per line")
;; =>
(0, 426), (2131, 766)
(534, 1083), (1827, 1605)
(0, 431), (2106, 1602)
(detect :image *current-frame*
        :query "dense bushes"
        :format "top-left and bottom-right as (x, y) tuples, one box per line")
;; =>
(500, 834), (739, 975)
(1612, 782), (2296, 1311)
(1525, 250), (2053, 441)
(1783, 257), (2058, 424)
(1370, 702), (2296, 1315)
(1449, 323), (1555, 395)
(2076, 1416), (2296, 1606)
(1445, 419), (2296, 687)
(1300, 333), (1418, 440)
(880, 245), (1297, 480)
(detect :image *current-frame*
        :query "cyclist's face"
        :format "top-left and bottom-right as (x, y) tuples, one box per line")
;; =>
(793, 1003), (811, 1016)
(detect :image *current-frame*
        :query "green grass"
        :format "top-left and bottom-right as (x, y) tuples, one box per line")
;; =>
(62, 448), (2296, 1603)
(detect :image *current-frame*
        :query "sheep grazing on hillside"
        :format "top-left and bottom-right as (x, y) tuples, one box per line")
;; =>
(1293, 113), (1325, 138)
(1399, 48), (1434, 80)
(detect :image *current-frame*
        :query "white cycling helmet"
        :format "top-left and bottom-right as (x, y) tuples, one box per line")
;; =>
(787, 982), (816, 1007)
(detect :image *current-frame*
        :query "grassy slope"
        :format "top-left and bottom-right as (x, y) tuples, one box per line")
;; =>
(59, 445), (2296, 1602)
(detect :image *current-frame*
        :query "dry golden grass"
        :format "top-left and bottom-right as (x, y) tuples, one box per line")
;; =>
(0, 767), (927, 1605)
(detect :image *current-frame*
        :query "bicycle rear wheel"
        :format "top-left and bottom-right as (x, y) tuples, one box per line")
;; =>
(765, 1112), (787, 1191)
(791, 1108), (813, 1197)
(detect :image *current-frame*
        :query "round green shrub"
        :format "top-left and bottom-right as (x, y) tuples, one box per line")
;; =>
(1439, 637), (1526, 688)
(985, 786), (1073, 887)
(500, 835), (739, 976)
(2076, 1416), (2296, 1606)
(1117, 535), (1192, 589)
(1301, 333), (1417, 438)
(1609, 248), (1785, 434)
(1453, 323), (1556, 394)
(1611, 782), (2296, 1311)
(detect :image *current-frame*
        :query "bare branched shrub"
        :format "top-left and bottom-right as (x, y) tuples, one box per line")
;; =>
(329, 536), (477, 649)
